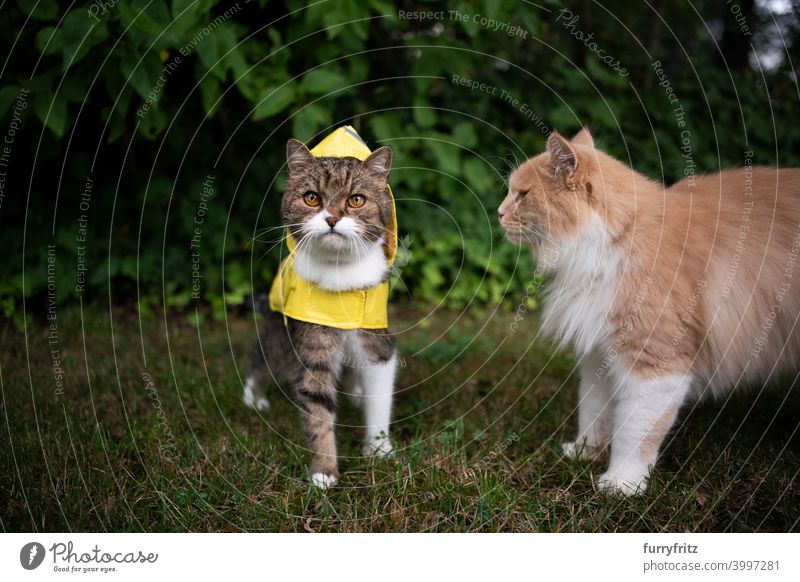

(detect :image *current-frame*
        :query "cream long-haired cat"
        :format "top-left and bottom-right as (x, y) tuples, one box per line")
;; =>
(499, 129), (800, 495)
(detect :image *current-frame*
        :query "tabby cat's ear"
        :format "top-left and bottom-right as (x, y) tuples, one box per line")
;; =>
(286, 139), (314, 176)
(547, 132), (578, 180)
(572, 128), (595, 148)
(363, 146), (393, 181)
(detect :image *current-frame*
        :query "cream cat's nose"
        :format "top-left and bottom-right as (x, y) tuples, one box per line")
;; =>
(325, 216), (340, 228)
(497, 208), (505, 219)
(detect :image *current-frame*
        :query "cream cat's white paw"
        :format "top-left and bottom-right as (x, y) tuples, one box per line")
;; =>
(561, 441), (579, 457)
(596, 471), (648, 496)
(310, 472), (337, 489)
(561, 440), (604, 461)
(363, 435), (394, 458)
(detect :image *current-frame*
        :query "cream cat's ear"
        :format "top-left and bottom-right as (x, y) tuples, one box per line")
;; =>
(363, 146), (393, 181)
(547, 132), (578, 180)
(286, 138), (314, 176)
(572, 128), (595, 148)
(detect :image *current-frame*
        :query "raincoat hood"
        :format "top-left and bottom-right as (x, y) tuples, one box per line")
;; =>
(268, 126), (397, 329)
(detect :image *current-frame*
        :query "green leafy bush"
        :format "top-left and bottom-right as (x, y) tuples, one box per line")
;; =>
(1, 0), (798, 319)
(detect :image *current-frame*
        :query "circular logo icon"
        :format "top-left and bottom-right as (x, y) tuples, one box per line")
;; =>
(20, 542), (45, 570)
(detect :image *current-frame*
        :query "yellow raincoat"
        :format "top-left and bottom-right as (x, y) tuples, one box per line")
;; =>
(268, 126), (397, 330)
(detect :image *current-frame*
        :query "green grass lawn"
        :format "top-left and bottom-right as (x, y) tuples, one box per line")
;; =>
(2, 302), (798, 532)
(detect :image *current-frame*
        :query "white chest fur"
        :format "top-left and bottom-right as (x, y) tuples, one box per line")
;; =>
(538, 213), (621, 357)
(293, 237), (388, 291)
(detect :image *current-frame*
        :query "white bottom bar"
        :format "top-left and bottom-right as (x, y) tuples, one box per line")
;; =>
(1, 533), (797, 581)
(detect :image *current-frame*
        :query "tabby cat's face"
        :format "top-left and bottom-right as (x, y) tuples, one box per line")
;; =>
(282, 139), (393, 258)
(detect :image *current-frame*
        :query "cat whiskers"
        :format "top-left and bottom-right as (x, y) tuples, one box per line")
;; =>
(257, 230), (294, 261)
(521, 223), (558, 246)
(250, 223), (306, 244)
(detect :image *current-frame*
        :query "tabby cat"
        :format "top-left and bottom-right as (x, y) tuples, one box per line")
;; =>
(246, 133), (397, 488)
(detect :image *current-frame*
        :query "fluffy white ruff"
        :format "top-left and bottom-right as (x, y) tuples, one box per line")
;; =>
(293, 210), (389, 291)
(538, 212), (622, 357)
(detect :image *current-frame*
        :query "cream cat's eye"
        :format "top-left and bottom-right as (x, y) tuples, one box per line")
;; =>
(303, 191), (320, 207)
(348, 194), (366, 208)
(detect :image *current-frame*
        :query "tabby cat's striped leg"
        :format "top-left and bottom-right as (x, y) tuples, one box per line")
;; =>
(294, 352), (341, 489)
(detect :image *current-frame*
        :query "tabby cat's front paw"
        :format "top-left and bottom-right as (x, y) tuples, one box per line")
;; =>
(363, 435), (394, 458)
(596, 470), (648, 496)
(310, 472), (338, 489)
(242, 377), (270, 411)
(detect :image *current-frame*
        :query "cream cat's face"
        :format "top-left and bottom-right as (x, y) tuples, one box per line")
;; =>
(498, 130), (598, 248)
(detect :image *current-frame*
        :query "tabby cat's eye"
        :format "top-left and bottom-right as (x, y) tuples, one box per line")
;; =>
(517, 189), (529, 199)
(348, 194), (365, 208)
(303, 191), (320, 207)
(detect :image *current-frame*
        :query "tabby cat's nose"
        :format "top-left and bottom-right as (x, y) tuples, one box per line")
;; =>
(325, 216), (340, 228)
(497, 208), (505, 219)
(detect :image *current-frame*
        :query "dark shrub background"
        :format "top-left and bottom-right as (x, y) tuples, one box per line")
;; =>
(1, 0), (799, 321)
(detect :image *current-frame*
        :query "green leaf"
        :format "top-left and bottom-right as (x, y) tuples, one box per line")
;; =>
(452, 122), (478, 148)
(199, 75), (221, 117)
(292, 103), (332, 141)
(0, 86), (21, 120)
(33, 92), (68, 137)
(172, 0), (219, 23)
(119, 0), (180, 49)
(17, 0), (58, 20)
(35, 26), (62, 55)
(137, 107), (168, 139)
(195, 30), (222, 77)
(413, 97), (436, 128)
(61, 10), (109, 68)
(121, 52), (164, 101)
(252, 84), (294, 121)
(428, 140), (460, 176)
(463, 157), (495, 195)
(300, 69), (347, 94)
(104, 106), (126, 144)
